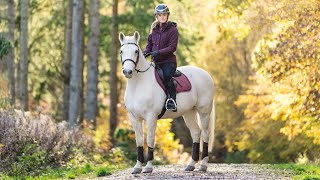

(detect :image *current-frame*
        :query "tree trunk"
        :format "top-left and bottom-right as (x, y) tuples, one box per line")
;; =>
(78, 0), (85, 125)
(3, 0), (15, 106)
(62, 0), (73, 121)
(69, 0), (84, 128)
(86, 0), (100, 129)
(109, 0), (119, 144)
(20, 0), (28, 111)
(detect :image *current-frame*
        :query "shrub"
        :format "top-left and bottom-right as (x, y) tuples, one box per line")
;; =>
(114, 128), (136, 162)
(11, 143), (47, 176)
(0, 110), (95, 176)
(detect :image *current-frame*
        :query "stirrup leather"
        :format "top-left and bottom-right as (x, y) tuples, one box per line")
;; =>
(165, 98), (177, 111)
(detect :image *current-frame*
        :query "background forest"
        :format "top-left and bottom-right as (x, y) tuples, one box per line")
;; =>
(0, 0), (319, 178)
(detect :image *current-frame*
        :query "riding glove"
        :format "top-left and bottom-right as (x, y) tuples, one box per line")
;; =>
(143, 52), (151, 57)
(150, 51), (160, 60)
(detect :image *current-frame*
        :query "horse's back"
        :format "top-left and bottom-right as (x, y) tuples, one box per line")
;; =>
(178, 65), (214, 103)
(178, 65), (214, 88)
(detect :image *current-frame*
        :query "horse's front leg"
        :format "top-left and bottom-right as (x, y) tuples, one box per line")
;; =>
(129, 113), (144, 174)
(142, 116), (157, 173)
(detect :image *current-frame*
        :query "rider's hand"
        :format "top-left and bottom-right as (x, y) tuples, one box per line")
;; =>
(143, 52), (151, 57)
(150, 51), (159, 60)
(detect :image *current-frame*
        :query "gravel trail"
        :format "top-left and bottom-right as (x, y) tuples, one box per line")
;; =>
(97, 163), (294, 180)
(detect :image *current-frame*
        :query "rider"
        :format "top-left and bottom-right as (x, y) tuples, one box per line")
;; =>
(143, 4), (179, 111)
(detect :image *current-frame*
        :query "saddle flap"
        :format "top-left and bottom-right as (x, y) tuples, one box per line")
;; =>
(155, 68), (192, 94)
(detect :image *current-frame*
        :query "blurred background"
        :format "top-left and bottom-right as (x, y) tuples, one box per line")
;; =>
(0, 0), (319, 178)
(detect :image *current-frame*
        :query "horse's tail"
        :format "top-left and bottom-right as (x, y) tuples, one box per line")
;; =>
(208, 100), (216, 153)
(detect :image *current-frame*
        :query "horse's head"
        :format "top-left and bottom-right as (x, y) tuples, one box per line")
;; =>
(119, 31), (141, 79)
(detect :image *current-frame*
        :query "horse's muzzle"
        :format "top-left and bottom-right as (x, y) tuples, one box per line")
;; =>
(123, 69), (133, 78)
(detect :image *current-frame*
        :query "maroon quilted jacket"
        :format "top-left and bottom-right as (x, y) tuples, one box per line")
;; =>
(144, 21), (179, 65)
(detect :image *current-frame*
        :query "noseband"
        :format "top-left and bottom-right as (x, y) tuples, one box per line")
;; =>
(120, 43), (153, 73)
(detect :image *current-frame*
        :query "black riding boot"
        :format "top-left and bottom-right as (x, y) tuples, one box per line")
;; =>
(165, 78), (177, 111)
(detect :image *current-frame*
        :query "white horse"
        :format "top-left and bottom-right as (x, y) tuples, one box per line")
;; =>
(119, 31), (215, 174)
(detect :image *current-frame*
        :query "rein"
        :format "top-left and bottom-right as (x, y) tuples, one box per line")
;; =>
(120, 43), (153, 73)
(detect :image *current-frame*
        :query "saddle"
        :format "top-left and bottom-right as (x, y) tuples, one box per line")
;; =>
(155, 68), (192, 94)
(155, 67), (192, 119)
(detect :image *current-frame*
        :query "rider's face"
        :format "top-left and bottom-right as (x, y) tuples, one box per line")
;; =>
(156, 13), (169, 24)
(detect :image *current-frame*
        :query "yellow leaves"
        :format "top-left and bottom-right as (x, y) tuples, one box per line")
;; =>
(247, 150), (261, 162)
(156, 119), (180, 148)
(235, 133), (250, 151)
(252, 0), (320, 120)
(154, 119), (182, 163)
(225, 139), (234, 152)
(280, 120), (302, 140)
(306, 125), (320, 144)
(235, 22), (252, 40)
(271, 92), (296, 120)
(219, 0), (320, 163)
(279, 116), (320, 144)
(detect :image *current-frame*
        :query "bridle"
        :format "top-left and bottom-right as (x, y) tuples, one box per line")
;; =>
(120, 43), (153, 73)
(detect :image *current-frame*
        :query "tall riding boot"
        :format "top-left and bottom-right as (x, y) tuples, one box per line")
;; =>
(165, 79), (177, 111)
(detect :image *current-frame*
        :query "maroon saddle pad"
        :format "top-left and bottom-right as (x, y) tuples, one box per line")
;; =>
(155, 69), (192, 93)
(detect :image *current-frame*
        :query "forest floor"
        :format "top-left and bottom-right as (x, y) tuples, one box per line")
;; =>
(95, 163), (294, 180)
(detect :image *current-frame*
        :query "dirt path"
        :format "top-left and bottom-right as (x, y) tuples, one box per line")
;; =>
(97, 164), (294, 180)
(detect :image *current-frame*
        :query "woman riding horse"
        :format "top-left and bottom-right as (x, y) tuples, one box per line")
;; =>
(119, 4), (215, 175)
(143, 4), (178, 111)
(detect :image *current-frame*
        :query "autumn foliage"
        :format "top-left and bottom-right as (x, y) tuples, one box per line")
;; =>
(232, 0), (320, 163)
(1, 0), (320, 171)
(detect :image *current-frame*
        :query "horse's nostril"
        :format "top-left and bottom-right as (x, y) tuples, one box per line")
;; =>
(128, 70), (133, 74)
(122, 69), (126, 74)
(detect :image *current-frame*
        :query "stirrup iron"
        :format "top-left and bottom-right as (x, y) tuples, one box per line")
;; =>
(165, 98), (177, 111)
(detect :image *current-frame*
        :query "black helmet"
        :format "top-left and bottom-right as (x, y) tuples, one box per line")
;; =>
(154, 4), (170, 15)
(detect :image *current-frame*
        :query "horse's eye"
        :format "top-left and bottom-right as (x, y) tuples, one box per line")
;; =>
(135, 50), (138, 54)
(120, 50), (123, 54)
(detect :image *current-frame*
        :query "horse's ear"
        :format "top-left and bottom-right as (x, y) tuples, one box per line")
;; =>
(119, 32), (125, 43)
(134, 31), (140, 42)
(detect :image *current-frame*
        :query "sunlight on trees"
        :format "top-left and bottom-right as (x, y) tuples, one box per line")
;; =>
(234, 0), (320, 163)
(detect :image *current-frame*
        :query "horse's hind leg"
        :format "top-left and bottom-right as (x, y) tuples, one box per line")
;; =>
(197, 107), (212, 172)
(183, 110), (201, 171)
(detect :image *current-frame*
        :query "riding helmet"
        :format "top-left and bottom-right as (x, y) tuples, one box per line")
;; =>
(154, 4), (170, 15)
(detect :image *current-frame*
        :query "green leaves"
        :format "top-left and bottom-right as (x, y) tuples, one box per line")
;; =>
(0, 35), (12, 59)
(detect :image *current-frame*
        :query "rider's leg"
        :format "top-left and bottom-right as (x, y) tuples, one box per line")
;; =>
(159, 62), (177, 110)
(166, 78), (177, 107)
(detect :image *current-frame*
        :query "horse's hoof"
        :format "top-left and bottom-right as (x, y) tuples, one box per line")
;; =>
(142, 167), (153, 173)
(184, 165), (195, 171)
(199, 165), (207, 172)
(131, 168), (142, 174)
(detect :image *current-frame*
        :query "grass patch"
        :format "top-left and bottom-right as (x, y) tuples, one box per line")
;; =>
(273, 164), (320, 180)
(0, 163), (127, 180)
(96, 167), (111, 177)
